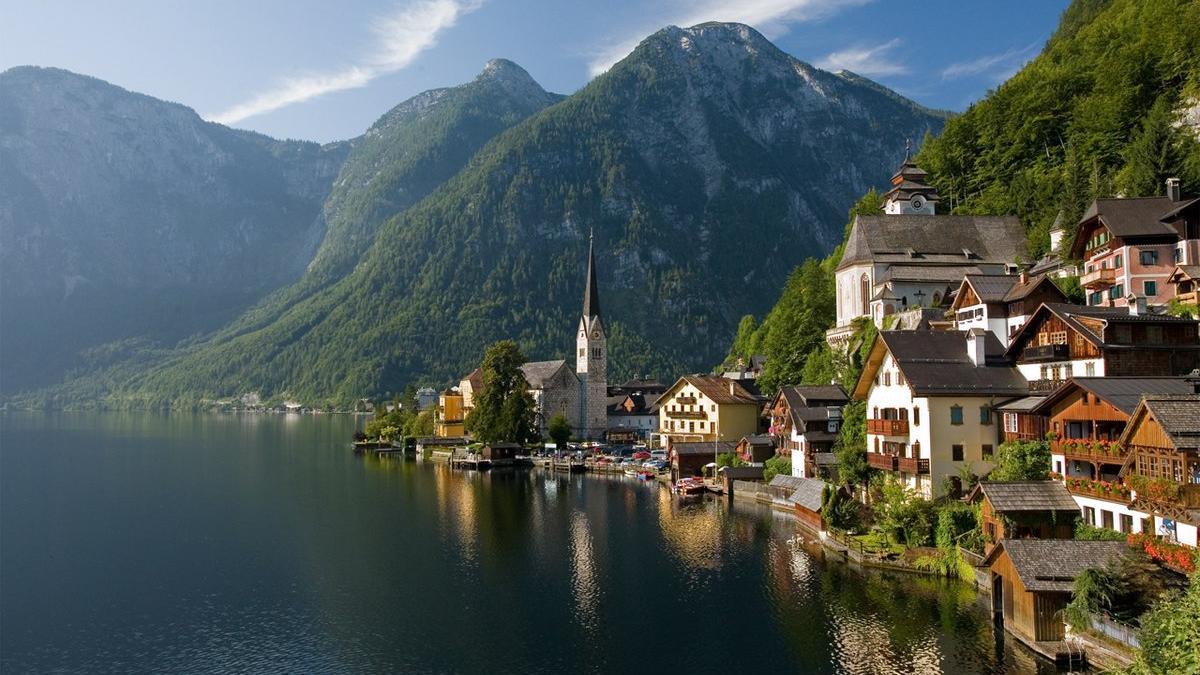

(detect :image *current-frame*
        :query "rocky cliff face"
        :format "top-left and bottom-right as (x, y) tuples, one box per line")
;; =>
(0, 66), (347, 392)
(121, 23), (947, 406)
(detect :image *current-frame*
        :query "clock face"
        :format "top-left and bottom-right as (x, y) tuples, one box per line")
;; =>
(592, 331), (600, 338)
(911, 196), (924, 210)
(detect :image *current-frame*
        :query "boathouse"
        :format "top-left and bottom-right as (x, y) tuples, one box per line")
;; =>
(968, 481), (1079, 555)
(482, 443), (521, 462)
(670, 441), (735, 480)
(983, 539), (1126, 644)
(786, 477), (830, 532)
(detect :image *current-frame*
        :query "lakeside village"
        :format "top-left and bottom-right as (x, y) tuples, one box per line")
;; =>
(354, 157), (1200, 670)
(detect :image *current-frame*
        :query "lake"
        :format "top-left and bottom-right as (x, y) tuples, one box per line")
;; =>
(0, 412), (1055, 673)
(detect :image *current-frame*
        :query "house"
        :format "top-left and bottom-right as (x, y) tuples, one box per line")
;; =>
(481, 443), (521, 463)
(766, 385), (848, 479)
(948, 272), (1067, 346)
(968, 481), (1078, 556)
(853, 329), (1028, 498)
(1069, 179), (1200, 309)
(415, 436), (467, 460)
(459, 368), (484, 411)
(996, 395), (1048, 444)
(670, 441), (736, 480)
(656, 376), (763, 449)
(1167, 265), (1200, 307)
(1118, 394), (1200, 547)
(786, 477), (831, 534)
(435, 387), (466, 438)
(1005, 302), (1200, 395)
(717, 465), (765, 496)
(415, 387), (439, 412)
(984, 539), (1128, 644)
(827, 156), (1026, 347)
(723, 354), (766, 380)
(1028, 212), (1080, 280)
(735, 435), (776, 464)
(605, 390), (660, 441)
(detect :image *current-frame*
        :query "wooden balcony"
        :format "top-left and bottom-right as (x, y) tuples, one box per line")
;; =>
(667, 410), (707, 419)
(1028, 379), (1067, 395)
(1065, 478), (1132, 503)
(1053, 440), (1130, 464)
(1081, 267), (1116, 289)
(1175, 290), (1199, 306)
(867, 418), (909, 436)
(1021, 343), (1070, 362)
(897, 456), (930, 474)
(675, 395), (697, 405)
(866, 452), (898, 471)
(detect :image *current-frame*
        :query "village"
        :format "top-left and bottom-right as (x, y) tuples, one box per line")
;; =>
(353, 154), (1200, 670)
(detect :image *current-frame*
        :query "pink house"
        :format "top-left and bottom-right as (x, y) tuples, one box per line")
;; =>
(1071, 178), (1200, 309)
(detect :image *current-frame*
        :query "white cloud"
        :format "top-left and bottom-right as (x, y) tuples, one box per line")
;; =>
(209, 0), (481, 125)
(940, 42), (1038, 81)
(814, 38), (907, 77)
(587, 0), (872, 77)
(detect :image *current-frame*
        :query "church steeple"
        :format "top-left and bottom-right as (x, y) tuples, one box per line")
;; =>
(883, 141), (939, 215)
(583, 229), (601, 319)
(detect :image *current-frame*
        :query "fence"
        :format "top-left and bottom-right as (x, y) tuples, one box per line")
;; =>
(1088, 612), (1139, 649)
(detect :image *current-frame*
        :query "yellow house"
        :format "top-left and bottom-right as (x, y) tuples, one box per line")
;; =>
(435, 388), (466, 438)
(657, 376), (762, 448)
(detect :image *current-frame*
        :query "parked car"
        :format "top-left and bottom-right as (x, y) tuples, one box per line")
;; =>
(642, 459), (668, 470)
(649, 450), (667, 460)
(632, 450), (651, 460)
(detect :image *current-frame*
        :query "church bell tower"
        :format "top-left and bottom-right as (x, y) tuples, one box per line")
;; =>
(576, 231), (608, 440)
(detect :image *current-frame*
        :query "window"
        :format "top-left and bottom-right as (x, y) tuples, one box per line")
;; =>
(1102, 510), (1114, 530)
(1141, 517), (1152, 534)
(897, 372), (905, 386)
(860, 274), (870, 316)
(1114, 254), (1123, 268)
(1109, 284), (1124, 300)
(1083, 507), (1096, 526)
(1120, 514), (1133, 534)
(883, 372), (891, 386)
(951, 444), (964, 461)
(1085, 362), (1096, 376)
(950, 406), (963, 425)
(979, 406), (992, 425)
(1144, 280), (1157, 296)
(1140, 249), (1159, 266)
(1050, 331), (1067, 345)
(874, 438), (880, 452)
(1176, 247), (1184, 263)
(1055, 460), (1062, 475)
(579, 348), (585, 357)
(591, 347), (602, 359)
(688, 422), (694, 432)
(1004, 413), (1018, 433)
(913, 407), (920, 425)
(982, 444), (994, 460)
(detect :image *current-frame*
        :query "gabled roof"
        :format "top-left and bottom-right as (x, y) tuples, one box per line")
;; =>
(877, 264), (984, 284)
(520, 360), (571, 389)
(1030, 377), (1196, 416)
(739, 434), (775, 448)
(839, 214), (1026, 270)
(665, 375), (761, 405)
(1005, 303), (1200, 358)
(1119, 394), (1200, 451)
(854, 330), (1028, 398)
(463, 367), (484, 390)
(969, 481), (1079, 513)
(1168, 265), (1200, 283)
(718, 465), (765, 480)
(1070, 196), (1180, 257)
(768, 475), (805, 492)
(787, 478), (830, 512)
(776, 385), (848, 430)
(984, 540), (1128, 592)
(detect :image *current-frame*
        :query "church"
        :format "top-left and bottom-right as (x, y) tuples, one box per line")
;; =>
(826, 155), (1027, 348)
(454, 234), (608, 440)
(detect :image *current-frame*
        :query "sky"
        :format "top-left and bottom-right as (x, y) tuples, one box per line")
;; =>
(1, 0), (1070, 143)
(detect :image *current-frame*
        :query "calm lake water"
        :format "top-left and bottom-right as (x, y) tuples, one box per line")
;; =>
(1, 412), (1055, 673)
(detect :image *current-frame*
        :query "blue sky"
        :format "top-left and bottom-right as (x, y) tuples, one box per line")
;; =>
(1, 0), (1069, 143)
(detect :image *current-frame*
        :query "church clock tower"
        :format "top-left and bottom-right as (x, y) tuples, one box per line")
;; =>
(576, 231), (608, 440)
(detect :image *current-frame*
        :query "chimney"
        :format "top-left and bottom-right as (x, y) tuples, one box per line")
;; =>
(1167, 177), (1182, 203)
(728, 380), (736, 397)
(1019, 270), (1028, 286)
(966, 328), (987, 366)
(1127, 294), (1148, 316)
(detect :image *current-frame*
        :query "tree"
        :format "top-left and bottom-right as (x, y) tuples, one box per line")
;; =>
(1053, 276), (1087, 305)
(405, 410), (434, 438)
(1124, 563), (1200, 674)
(763, 455), (791, 482)
(465, 340), (539, 444)
(874, 476), (935, 547)
(834, 400), (868, 487)
(548, 413), (571, 447)
(988, 439), (1051, 481)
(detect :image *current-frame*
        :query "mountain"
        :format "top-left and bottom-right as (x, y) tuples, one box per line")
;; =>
(111, 23), (947, 408)
(202, 58), (564, 342)
(0, 66), (348, 393)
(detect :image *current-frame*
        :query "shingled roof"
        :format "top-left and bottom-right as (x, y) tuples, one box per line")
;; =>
(1006, 303), (1200, 357)
(971, 481), (1079, 513)
(856, 330), (1028, 398)
(672, 441), (737, 457)
(787, 478), (830, 512)
(839, 214), (1026, 270)
(670, 375), (760, 405)
(520, 360), (569, 389)
(1141, 394), (1200, 449)
(986, 540), (1128, 592)
(1030, 377), (1196, 416)
(1080, 196), (1178, 237)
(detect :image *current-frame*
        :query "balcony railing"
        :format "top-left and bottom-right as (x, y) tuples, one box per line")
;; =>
(867, 418), (910, 436)
(1053, 439), (1129, 463)
(897, 456), (930, 474)
(675, 395), (697, 405)
(667, 410), (707, 419)
(866, 452), (898, 471)
(1065, 477), (1132, 503)
(1022, 343), (1070, 362)
(1081, 267), (1116, 289)
(1028, 379), (1067, 395)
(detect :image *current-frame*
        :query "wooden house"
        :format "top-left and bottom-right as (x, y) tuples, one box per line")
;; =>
(670, 441), (736, 480)
(735, 434), (776, 464)
(767, 384), (847, 479)
(785, 477), (830, 533)
(968, 481), (1078, 556)
(949, 272), (1067, 346)
(1118, 394), (1200, 547)
(1168, 265), (1200, 307)
(482, 443), (521, 462)
(1005, 302), (1200, 395)
(717, 465), (765, 496)
(984, 540), (1127, 644)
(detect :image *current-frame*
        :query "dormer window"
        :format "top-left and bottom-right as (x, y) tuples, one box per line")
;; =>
(962, 248), (976, 260)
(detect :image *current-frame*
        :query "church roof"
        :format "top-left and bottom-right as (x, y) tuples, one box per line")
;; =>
(583, 233), (601, 319)
(838, 214), (1026, 271)
(520, 360), (570, 389)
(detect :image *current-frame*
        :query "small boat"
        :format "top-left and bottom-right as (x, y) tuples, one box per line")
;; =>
(671, 477), (706, 496)
(637, 471), (655, 481)
(624, 468), (641, 477)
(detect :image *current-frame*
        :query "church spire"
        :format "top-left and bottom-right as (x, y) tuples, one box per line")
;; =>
(583, 229), (601, 319)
